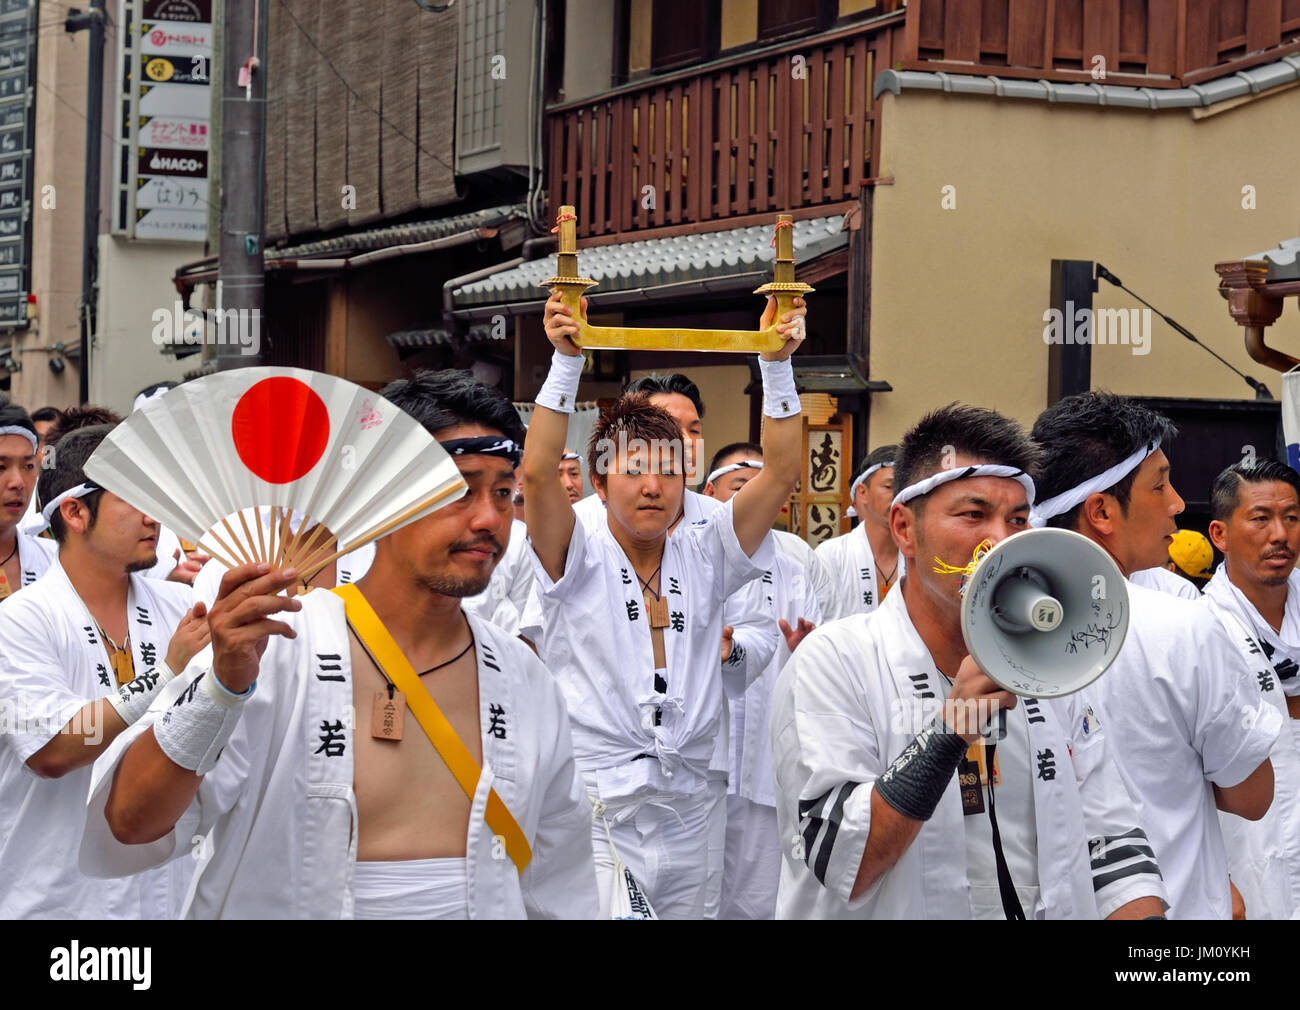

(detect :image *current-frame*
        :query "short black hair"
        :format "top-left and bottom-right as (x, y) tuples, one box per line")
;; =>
(705, 441), (763, 482)
(1210, 459), (1300, 523)
(30, 406), (60, 424)
(38, 424), (114, 543)
(0, 404), (36, 452)
(894, 404), (1040, 513)
(379, 369), (526, 447)
(45, 405), (124, 448)
(853, 443), (900, 484)
(1031, 391), (1176, 529)
(623, 373), (705, 420)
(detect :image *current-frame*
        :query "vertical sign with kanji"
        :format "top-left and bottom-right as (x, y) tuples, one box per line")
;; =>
(791, 417), (852, 548)
(113, 0), (211, 240)
(0, 0), (37, 331)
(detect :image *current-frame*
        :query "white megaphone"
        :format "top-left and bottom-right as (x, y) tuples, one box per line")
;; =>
(960, 528), (1130, 698)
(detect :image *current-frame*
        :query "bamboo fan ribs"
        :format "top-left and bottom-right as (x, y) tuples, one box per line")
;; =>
(85, 368), (467, 583)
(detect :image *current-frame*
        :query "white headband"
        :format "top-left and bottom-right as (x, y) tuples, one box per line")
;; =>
(1028, 441), (1157, 528)
(846, 461), (893, 518)
(0, 425), (37, 453)
(706, 459), (763, 486)
(560, 452), (581, 462)
(891, 464), (1037, 510)
(132, 386), (172, 413)
(40, 481), (101, 524)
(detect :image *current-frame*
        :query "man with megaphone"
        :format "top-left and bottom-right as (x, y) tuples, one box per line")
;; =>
(771, 403), (1168, 919)
(1031, 391), (1281, 919)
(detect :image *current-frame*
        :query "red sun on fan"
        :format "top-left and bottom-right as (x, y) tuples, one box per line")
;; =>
(231, 376), (330, 484)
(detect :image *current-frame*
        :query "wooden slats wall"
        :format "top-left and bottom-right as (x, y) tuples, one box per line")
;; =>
(902, 0), (1300, 86)
(265, 0), (459, 243)
(546, 24), (889, 239)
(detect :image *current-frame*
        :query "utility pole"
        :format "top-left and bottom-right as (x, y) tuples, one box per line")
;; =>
(216, 0), (267, 369)
(66, 0), (106, 403)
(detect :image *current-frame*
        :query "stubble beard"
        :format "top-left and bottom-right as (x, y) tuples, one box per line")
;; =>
(416, 569), (494, 599)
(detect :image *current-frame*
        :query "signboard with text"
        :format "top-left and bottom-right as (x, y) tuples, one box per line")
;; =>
(0, 0), (36, 331)
(113, 0), (211, 240)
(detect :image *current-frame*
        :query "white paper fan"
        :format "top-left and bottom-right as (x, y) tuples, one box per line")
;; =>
(85, 367), (467, 581)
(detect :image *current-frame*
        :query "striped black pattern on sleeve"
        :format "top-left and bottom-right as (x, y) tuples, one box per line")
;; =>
(1089, 827), (1163, 892)
(798, 782), (861, 885)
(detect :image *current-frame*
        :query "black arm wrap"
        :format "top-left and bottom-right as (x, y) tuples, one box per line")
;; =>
(874, 717), (969, 822)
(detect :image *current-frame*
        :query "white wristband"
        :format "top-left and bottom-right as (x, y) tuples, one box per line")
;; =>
(153, 669), (253, 775)
(536, 349), (584, 413)
(106, 664), (177, 725)
(758, 357), (800, 418)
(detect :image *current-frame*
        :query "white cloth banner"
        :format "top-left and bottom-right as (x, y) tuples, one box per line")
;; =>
(1283, 369), (1300, 470)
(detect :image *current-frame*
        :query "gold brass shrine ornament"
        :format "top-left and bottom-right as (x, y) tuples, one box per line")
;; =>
(543, 205), (813, 353)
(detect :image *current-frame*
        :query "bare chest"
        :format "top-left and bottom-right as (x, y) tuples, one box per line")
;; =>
(348, 631), (483, 860)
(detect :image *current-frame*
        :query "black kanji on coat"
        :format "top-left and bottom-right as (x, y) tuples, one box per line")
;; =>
(1036, 749), (1057, 781)
(316, 720), (346, 757)
(670, 611), (685, 632)
(124, 669), (160, 695)
(139, 642), (157, 666)
(626, 599), (640, 622)
(488, 703), (507, 739)
(315, 653), (344, 682)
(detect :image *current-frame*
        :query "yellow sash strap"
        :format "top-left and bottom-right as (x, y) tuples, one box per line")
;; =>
(332, 584), (532, 874)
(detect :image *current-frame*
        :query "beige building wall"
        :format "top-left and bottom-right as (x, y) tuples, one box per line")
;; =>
(91, 236), (204, 415)
(721, 0), (757, 49)
(11, 1), (96, 410)
(867, 85), (1300, 446)
(562, 0), (618, 102)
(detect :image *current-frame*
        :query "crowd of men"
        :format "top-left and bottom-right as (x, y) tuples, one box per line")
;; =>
(0, 291), (1298, 919)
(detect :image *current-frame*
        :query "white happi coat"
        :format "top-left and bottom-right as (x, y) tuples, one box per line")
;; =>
(14, 530), (55, 590)
(730, 530), (823, 809)
(1129, 566), (1201, 600)
(0, 558), (192, 918)
(814, 523), (903, 622)
(770, 585), (1167, 920)
(530, 496), (773, 805)
(463, 519), (534, 636)
(79, 590), (599, 919)
(1087, 580), (1282, 919)
(521, 489), (778, 685)
(1202, 567), (1300, 919)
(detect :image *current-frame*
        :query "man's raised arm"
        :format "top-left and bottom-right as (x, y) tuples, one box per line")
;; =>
(730, 296), (806, 557)
(523, 291), (583, 582)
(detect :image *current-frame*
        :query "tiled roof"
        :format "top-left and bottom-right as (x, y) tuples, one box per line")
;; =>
(1244, 237), (1300, 283)
(384, 323), (503, 349)
(268, 204), (528, 260)
(874, 53), (1300, 110)
(448, 213), (850, 307)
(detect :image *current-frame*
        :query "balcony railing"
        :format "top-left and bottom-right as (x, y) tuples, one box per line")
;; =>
(547, 1), (1300, 241)
(545, 16), (902, 240)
